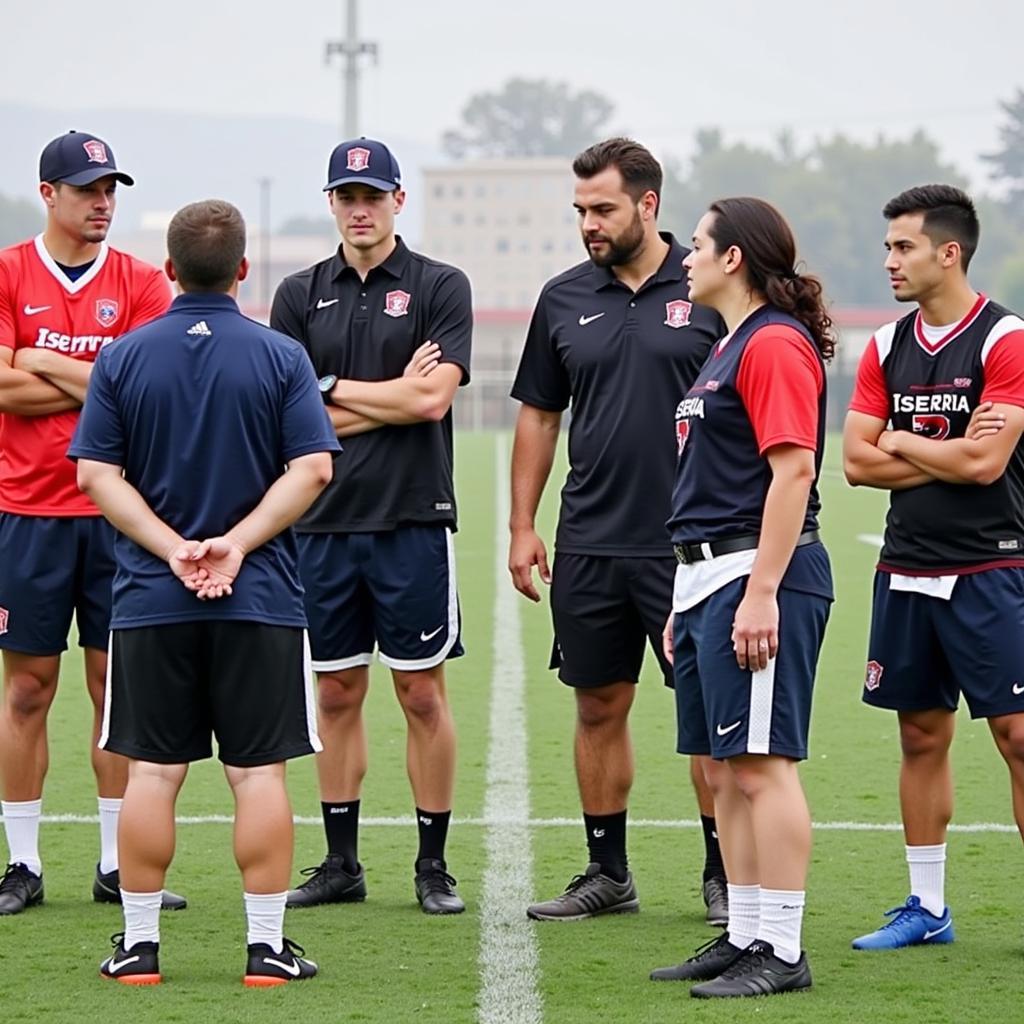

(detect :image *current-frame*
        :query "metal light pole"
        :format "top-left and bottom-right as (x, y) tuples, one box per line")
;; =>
(324, 0), (378, 139)
(258, 176), (271, 314)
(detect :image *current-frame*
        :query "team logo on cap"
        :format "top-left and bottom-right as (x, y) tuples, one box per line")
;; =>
(384, 290), (411, 318)
(83, 140), (109, 164)
(664, 300), (692, 329)
(864, 660), (884, 691)
(95, 299), (119, 328)
(346, 147), (371, 172)
(0, 607), (8, 636)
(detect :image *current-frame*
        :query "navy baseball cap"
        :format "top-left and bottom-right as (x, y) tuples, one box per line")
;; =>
(324, 138), (401, 192)
(39, 131), (134, 187)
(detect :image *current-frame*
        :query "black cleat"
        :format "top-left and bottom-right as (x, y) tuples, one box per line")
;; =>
(527, 863), (638, 921)
(650, 932), (745, 981)
(286, 855), (367, 908)
(0, 862), (44, 915)
(92, 864), (187, 911)
(690, 940), (812, 999)
(99, 932), (161, 985)
(244, 937), (318, 987)
(414, 858), (465, 915)
(702, 875), (729, 928)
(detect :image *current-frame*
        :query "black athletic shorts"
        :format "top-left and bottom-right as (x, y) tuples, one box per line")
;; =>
(549, 553), (675, 688)
(101, 622), (321, 767)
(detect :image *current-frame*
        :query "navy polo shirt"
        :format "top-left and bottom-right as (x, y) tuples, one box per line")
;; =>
(511, 232), (724, 556)
(68, 292), (341, 629)
(270, 237), (472, 533)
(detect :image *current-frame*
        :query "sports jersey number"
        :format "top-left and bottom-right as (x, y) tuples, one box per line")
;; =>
(676, 419), (690, 456)
(911, 414), (951, 441)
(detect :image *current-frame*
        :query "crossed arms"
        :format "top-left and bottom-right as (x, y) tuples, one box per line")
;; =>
(0, 345), (90, 415)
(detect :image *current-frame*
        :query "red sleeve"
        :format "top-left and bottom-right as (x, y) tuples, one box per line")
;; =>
(848, 336), (890, 418)
(125, 267), (172, 332)
(981, 330), (1024, 408)
(0, 260), (15, 351)
(735, 325), (823, 454)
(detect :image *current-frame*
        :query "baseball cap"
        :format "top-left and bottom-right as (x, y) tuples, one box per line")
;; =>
(39, 130), (135, 187)
(324, 137), (401, 192)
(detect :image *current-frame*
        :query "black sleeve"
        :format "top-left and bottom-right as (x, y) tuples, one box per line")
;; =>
(427, 268), (473, 386)
(270, 277), (309, 351)
(510, 289), (570, 411)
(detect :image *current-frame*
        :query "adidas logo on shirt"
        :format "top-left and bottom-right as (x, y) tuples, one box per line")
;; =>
(186, 320), (212, 337)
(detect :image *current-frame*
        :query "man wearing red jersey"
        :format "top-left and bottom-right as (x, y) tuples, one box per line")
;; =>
(0, 131), (184, 915)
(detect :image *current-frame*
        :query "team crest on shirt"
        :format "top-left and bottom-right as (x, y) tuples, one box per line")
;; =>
(864, 660), (884, 691)
(83, 140), (109, 164)
(384, 290), (411, 318)
(95, 299), (119, 328)
(676, 419), (691, 456)
(664, 299), (692, 329)
(346, 147), (371, 171)
(0, 607), (8, 636)
(954, 377), (972, 388)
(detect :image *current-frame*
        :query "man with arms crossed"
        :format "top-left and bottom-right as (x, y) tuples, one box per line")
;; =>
(71, 199), (338, 985)
(509, 138), (726, 921)
(0, 131), (184, 914)
(272, 138), (472, 914)
(844, 184), (1024, 950)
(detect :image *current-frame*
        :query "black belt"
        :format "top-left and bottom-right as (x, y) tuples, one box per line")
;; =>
(673, 529), (820, 566)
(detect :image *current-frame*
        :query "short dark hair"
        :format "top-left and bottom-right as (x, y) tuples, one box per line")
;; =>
(882, 184), (979, 270)
(572, 137), (662, 213)
(167, 200), (246, 292)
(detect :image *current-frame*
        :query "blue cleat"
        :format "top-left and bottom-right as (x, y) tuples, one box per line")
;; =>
(851, 895), (954, 950)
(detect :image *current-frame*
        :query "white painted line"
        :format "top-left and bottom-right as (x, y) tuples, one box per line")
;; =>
(21, 813), (1018, 834)
(477, 433), (543, 1024)
(857, 533), (885, 547)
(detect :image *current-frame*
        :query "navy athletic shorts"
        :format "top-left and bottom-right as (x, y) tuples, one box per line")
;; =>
(103, 622), (320, 767)
(549, 553), (675, 688)
(674, 578), (831, 760)
(297, 526), (463, 673)
(0, 513), (115, 655)
(864, 568), (1024, 719)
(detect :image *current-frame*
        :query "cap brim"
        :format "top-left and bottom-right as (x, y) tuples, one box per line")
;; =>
(54, 168), (134, 187)
(323, 174), (398, 192)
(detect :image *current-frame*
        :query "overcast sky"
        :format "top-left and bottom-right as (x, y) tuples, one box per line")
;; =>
(2, 0), (1021, 198)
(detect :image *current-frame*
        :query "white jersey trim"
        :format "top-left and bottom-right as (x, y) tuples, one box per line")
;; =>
(33, 234), (109, 294)
(311, 651), (373, 672)
(872, 320), (900, 366)
(980, 314), (1024, 366)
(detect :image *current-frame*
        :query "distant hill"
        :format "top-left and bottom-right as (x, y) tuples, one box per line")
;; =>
(0, 103), (441, 243)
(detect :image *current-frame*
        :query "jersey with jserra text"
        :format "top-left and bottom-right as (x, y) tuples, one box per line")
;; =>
(511, 233), (723, 556)
(668, 306), (826, 549)
(271, 238), (472, 533)
(0, 236), (170, 515)
(850, 295), (1024, 573)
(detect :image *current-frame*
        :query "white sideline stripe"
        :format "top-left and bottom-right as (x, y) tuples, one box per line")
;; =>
(477, 433), (542, 1024)
(857, 533), (885, 547)
(17, 814), (1018, 833)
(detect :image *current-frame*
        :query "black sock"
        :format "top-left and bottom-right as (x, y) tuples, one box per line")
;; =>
(321, 800), (360, 873)
(701, 814), (724, 881)
(415, 808), (451, 866)
(584, 810), (628, 882)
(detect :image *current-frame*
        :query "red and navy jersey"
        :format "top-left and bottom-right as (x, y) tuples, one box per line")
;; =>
(668, 306), (825, 544)
(850, 296), (1024, 572)
(0, 236), (170, 516)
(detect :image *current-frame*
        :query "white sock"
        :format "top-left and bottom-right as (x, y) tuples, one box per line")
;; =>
(1, 799), (42, 875)
(758, 887), (805, 964)
(907, 843), (946, 916)
(726, 883), (760, 950)
(121, 889), (161, 949)
(245, 891), (286, 954)
(97, 797), (122, 875)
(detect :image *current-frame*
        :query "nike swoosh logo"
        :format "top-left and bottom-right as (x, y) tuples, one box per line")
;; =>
(263, 957), (301, 976)
(316, 298), (339, 309)
(24, 304), (51, 315)
(578, 313), (605, 326)
(420, 625), (444, 642)
(716, 720), (742, 736)
(1013, 683), (1024, 695)
(592, 828), (605, 838)
(107, 955), (140, 974)
(923, 920), (951, 940)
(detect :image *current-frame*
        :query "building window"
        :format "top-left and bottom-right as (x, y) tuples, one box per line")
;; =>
(496, 238), (509, 253)
(433, 183), (445, 198)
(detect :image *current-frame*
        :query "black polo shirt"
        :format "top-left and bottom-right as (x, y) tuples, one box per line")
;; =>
(271, 237), (472, 533)
(511, 232), (723, 556)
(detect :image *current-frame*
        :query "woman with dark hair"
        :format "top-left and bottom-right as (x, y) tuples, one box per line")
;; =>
(649, 198), (834, 998)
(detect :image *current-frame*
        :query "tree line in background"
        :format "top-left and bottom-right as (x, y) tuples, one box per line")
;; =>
(443, 79), (1024, 310)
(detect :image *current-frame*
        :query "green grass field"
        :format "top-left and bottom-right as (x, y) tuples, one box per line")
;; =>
(3, 433), (1021, 1023)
